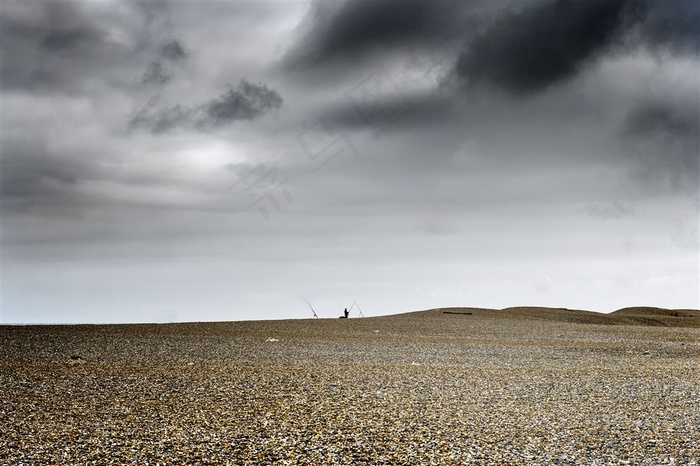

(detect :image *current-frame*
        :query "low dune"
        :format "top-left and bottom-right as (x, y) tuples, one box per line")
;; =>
(403, 306), (700, 327)
(2, 306), (699, 464)
(609, 306), (700, 326)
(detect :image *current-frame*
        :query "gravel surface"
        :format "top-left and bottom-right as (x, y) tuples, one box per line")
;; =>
(2, 307), (699, 465)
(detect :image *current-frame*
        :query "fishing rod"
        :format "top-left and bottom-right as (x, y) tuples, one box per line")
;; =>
(349, 299), (365, 318)
(304, 298), (319, 318)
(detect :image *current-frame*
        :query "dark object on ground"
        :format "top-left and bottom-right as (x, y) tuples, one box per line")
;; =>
(442, 311), (472, 315)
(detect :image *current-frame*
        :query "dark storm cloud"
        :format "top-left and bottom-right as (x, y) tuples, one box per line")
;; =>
(285, 0), (633, 94)
(455, 0), (631, 95)
(636, 0), (700, 53)
(284, 0), (471, 69)
(287, 0), (698, 96)
(129, 79), (283, 133)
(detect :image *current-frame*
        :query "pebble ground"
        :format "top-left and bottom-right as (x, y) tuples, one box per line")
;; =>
(2, 307), (699, 465)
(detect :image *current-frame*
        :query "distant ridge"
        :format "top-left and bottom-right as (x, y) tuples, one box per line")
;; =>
(610, 306), (700, 317)
(500, 306), (615, 325)
(608, 307), (700, 327)
(392, 306), (700, 328)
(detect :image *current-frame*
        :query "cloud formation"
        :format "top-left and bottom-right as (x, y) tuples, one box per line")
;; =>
(455, 0), (630, 95)
(285, 0), (467, 68)
(454, 0), (699, 95)
(286, 0), (699, 95)
(206, 80), (283, 124)
(142, 61), (172, 86)
(636, 0), (700, 53)
(160, 39), (187, 61)
(129, 79), (283, 133)
(0, 2), (180, 95)
(141, 39), (188, 87)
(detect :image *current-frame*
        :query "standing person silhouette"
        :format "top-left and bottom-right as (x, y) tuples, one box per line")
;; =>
(343, 308), (349, 318)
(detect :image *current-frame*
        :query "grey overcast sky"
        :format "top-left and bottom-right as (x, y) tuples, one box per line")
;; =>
(1, 0), (698, 323)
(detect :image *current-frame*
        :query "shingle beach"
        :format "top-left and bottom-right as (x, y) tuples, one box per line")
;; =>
(2, 307), (699, 465)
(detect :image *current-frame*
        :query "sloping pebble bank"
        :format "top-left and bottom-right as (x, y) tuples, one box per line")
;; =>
(2, 310), (699, 465)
